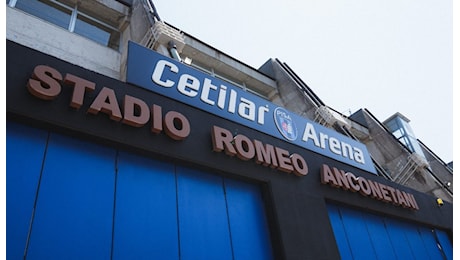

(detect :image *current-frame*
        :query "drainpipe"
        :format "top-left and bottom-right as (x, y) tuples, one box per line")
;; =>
(168, 41), (182, 62)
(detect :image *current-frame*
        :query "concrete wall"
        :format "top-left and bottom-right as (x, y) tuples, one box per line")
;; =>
(351, 109), (452, 202)
(261, 59), (319, 118)
(6, 6), (121, 80)
(119, 0), (152, 81)
(419, 141), (453, 193)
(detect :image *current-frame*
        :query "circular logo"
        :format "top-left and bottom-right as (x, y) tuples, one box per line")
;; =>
(274, 107), (298, 141)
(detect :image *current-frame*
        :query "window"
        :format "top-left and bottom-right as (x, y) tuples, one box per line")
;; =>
(391, 128), (403, 139)
(9, 0), (120, 50)
(13, 0), (71, 30)
(384, 115), (428, 160)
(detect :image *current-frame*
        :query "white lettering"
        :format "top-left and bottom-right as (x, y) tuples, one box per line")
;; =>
(148, 57), (370, 168)
(329, 137), (341, 155)
(319, 132), (328, 148)
(152, 60), (178, 87)
(341, 142), (353, 160)
(217, 85), (227, 109)
(258, 106), (269, 125)
(177, 74), (200, 97)
(238, 97), (255, 121)
(302, 122), (365, 164)
(201, 78), (217, 105)
(228, 89), (237, 114)
(354, 148), (365, 164)
(302, 123), (320, 146)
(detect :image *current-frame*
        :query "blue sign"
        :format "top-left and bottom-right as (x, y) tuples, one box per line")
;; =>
(126, 42), (377, 174)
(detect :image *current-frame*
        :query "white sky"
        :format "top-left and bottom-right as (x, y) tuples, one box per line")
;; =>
(154, 0), (455, 164)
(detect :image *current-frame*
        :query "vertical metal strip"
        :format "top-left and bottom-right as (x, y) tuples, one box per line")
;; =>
(23, 131), (51, 259)
(222, 178), (235, 260)
(110, 150), (120, 260)
(174, 165), (182, 260)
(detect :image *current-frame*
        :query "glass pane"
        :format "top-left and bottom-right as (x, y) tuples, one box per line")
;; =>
(392, 129), (403, 139)
(74, 14), (119, 49)
(409, 136), (425, 155)
(385, 119), (398, 132)
(399, 136), (414, 152)
(401, 119), (416, 138)
(15, 0), (71, 30)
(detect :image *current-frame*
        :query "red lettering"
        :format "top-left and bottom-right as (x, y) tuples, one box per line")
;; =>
(27, 65), (62, 100)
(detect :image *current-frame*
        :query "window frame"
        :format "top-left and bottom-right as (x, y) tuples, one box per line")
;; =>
(8, 0), (121, 50)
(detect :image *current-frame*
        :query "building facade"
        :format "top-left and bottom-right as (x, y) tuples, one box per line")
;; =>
(6, 0), (453, 259)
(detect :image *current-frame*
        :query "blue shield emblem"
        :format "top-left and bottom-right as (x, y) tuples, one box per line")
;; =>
(274, 107), (297, 141)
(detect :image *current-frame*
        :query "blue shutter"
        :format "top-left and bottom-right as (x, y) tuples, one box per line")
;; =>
(8, 124), (273, 259)
(418, 227), (445, 260)
(327, 204), (451, 260)
(225, 179), (273, 260)
(399, 221), (431, 259)
(6, 122), (48, 260)
(339, 207), (377, 260)
(326, 204), (353, 260)
(26, 133), (116, 259)
(435, 229), (453, 260)
(363, 212), (397, 260)
(176, 167), (233, 260)
(112, 152), (179, 259)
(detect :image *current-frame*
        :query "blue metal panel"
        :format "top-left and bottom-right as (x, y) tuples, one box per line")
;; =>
(176, 167), (233, 260)
(26, 133), (116, 259)
(6, 122), (48, 260)
(399, 221), (431, 259)
(418, 227), (445, 260)
(435, 229), (453, 260)
(112, 152), (179, 260)
(340, 207), (377, 260)
(225, 179), (273, 260)
(329, 204), (453, 260)
(384, 218), (416, 260)
(326, 204), (353, 260)
(362, 212), (397, 260)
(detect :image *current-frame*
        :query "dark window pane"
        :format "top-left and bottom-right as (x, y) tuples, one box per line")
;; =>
(74, 14), (119, 49)
(15, 0), (71, 30)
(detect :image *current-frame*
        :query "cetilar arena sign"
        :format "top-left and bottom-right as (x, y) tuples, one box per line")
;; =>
(126, 42), (377, 174)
